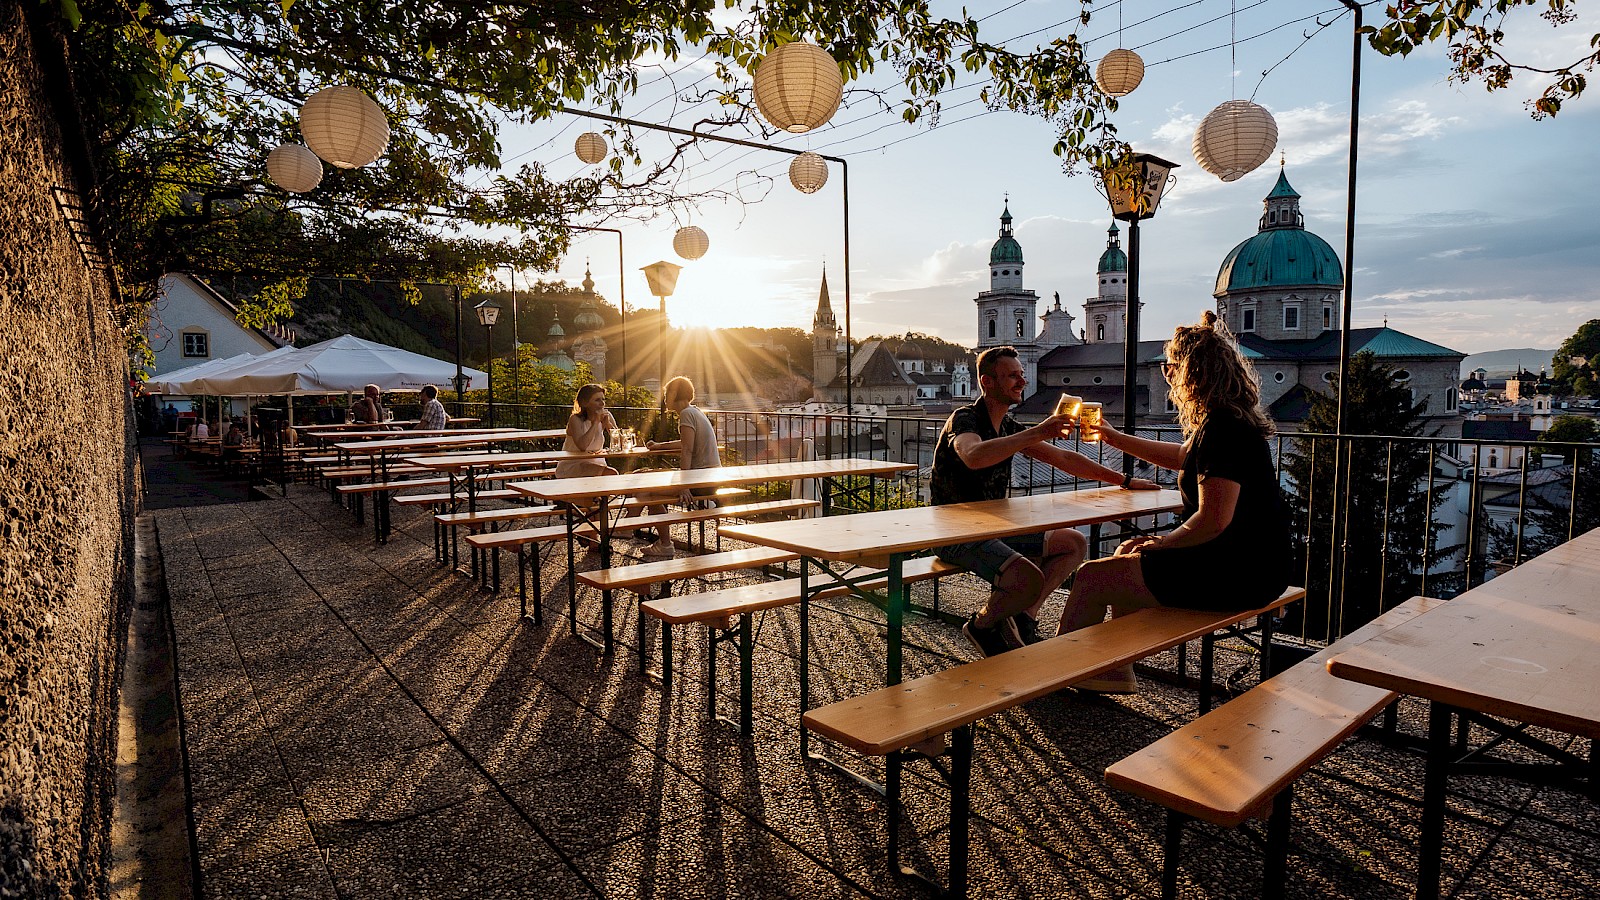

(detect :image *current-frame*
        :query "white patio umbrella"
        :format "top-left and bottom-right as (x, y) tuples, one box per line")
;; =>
(146, 353), (261, 394)
(191, 334), (485, 395)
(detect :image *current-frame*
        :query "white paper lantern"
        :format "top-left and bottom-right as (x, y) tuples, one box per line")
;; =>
(1094, 49), (1145, 98)
(574, 132), (608, 164)
(1192, 100), (1278, 183)
(788, 152), (828, 194)
(265, 143), (323, 193)
(299, 85), (390, 169)
(752, 41), (843, 134)
(673, 226), (710, 261)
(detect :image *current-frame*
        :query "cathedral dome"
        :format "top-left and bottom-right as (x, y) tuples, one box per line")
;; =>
(573, 299), (603, 332)
(990, 203), (1024, 265)
(1214, 169), (1342, 295)
(1097, 223), (1127, 273)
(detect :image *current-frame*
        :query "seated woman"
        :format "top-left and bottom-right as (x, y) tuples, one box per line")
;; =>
(1058, 310), (1290, 694)
(553, 384), (619, 479)
(634, 375), (721, 557)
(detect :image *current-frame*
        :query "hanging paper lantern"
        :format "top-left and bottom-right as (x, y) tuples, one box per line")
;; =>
(1094, 49), (1145, 98)
(673, 226), (710, 261)
(752, 41), (843, 134)
(1192, 100), (1278, 183)
(574, 132), (608, 164)
(299, 85), (390, 168)
(265, 143), (323, 193)
(788, 152), (829, 194)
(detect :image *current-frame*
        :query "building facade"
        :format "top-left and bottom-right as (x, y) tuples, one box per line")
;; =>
(144, 272), (293, 377)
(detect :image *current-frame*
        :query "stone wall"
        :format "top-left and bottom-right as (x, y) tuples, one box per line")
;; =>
(0, 7), (138, 898)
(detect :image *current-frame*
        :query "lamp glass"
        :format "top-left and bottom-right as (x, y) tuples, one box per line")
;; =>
(1102, 152), (1179, 221)
(641, 260), (682, 298)
(474, 299), (501, 327)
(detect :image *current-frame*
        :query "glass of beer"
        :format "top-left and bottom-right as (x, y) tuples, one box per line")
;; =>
(1053, 392), (1082, 419)
(1079, 401), (1103, 442)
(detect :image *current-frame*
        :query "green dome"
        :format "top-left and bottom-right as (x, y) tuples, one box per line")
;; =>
(1214, 228), (1343, 294)
(989, 202), (1024, 265)
(1097, 223), (1126, 274)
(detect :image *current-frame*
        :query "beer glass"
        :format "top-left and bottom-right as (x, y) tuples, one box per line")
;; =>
(1079, 402), (1103, 442)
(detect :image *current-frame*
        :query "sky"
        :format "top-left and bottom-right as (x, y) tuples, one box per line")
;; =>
(482, 0), (1600, 356)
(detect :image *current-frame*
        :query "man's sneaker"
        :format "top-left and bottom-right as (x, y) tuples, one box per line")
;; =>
(962, 614), (1023, 658)
(1073, 665), (1140, 694)
(1012, 613), (1046, 645)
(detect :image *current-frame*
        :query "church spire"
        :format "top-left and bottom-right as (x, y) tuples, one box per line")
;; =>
(812, 266), (836, 333)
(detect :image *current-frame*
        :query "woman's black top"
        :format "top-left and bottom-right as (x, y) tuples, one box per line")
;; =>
(1139, 411), (1291, 611)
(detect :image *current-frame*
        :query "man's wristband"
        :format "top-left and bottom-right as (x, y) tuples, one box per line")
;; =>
(1120, 473), (1133, 489)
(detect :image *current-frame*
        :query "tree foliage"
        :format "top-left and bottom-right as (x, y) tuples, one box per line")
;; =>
(1283, 352), (1455, 639)
(1550, 318), (1600, 396)
(1368, 1), (1599, 117)
(59, 0), (1142, 326)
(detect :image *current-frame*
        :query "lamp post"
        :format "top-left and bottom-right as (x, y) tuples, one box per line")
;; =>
(475, 298), (501, 426)
(1103, 151), (1179, 476)
(640, 261), (681, 396)
(506, 266), (520, 403)
(452, 286), (467, 407)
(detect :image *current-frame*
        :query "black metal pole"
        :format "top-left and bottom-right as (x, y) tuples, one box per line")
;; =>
(616, 230), (627, 392)
(484, 323), (496, 426)
(658, 296), (667, 392)
(1335, 0), (1362, 435)
(841, 158), (855, 456)
(453, 285), (465, 407)
(509, 266), (519, 403)
(1122, 216), (1142, 477)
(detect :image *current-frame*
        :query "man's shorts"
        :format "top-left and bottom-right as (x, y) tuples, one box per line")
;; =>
(935, 532), (1048, 585)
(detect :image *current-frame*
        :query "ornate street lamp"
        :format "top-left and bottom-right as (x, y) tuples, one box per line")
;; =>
(475, 298), (501, 426)
(1100, 152), (1179, 474)
(640, 261), (681, 395)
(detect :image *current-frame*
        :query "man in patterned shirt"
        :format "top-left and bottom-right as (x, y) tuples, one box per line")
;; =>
(416, 385), (448, 431)
(931, 346), (1159, 657)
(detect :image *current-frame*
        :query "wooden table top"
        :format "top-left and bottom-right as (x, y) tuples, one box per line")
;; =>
(721, 487), (1182, 564)
(334, 429), (562, 454)
(509, 458), (916, 503)
(1327, 527), (1600, 738)
(404, 447), (676, 470)
(312, 427), (517, 440)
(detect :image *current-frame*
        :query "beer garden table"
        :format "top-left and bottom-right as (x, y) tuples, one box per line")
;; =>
(1327, 526), (1600, 900)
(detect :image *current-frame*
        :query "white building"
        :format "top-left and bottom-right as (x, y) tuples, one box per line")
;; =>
(144, 273), (293, 377)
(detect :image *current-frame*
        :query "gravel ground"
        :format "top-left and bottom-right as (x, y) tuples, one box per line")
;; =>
(151, 486), (1600, 899)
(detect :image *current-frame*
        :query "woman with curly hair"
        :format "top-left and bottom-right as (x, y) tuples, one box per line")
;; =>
(1059, 310), (1291, 693)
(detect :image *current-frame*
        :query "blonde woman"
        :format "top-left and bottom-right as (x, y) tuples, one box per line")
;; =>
(1058, 310), (1291, 693)
(553, 384), (618, 479)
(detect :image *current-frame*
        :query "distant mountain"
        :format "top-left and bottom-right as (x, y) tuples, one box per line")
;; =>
(1461, 348), (1555, 378)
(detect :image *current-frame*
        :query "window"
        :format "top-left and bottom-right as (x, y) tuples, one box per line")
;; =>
(1165, 394), (1176, 412)
(1273, 371), (1285, 383)
(182, 331), (210, 358)
(1283, 306), (1300, 330)
(988, 320), (996, 339)
(1323, 306), (1333, 329)
(1096, 323), (1105, 341)
(1092, 376), (1103, 385)
(1016, 318), (1025, 338)
(1446, 388), (1458, 411)
(1241, 308), (1256, 332)
(1061, 376), (1072, 385)
(1393, 369), (1411, 383)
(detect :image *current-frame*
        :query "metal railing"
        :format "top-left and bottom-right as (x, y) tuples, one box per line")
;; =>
(445, 402), (1597, 643)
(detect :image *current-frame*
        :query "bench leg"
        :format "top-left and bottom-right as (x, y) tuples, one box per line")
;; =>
(707, 626), (720, 723)
(517, 546), (529, 622)
(491, 544), (501, 594)
(531, 545), (544, 628)
(798, 570), (812, 757)
(1200, 633), (1216, 714)
(886, 748), (905, 874)
(1163, 812), (1187, 900)
(1259, 614), (1277, 683)
(739, 612), (753, 736)
(1418, 702), (1453, 900)
(661, 623), (673, 690)
(947, 724), (975, 898)
(1264, 786), (1293, 899)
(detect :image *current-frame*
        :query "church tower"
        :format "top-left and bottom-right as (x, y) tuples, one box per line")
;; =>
(569, 265), (608, 381)
(1083, 223), (1132, 344)
(973, 200), (1040, 384)
(811, 267), (839, 396)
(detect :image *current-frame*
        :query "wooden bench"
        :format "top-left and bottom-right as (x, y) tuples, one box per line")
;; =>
(800, 586), (1306, 898)
(640, 556), (966, 732)
(1104, 595), (1442, 900)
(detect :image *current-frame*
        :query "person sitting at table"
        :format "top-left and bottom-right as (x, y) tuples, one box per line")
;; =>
(352, 383), (385, 425)
(1056, 310), (1291, 694)
(933, 345), (1160, 658)
(635, 375), (721, 557)
(192, 418), (210, 440)
(416, 384), (449, 431)
(221, 418), (247, 460)
(555, 383), (619, 480)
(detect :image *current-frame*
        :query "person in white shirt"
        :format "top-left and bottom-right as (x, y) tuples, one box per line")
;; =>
(635, 376), (721, 557)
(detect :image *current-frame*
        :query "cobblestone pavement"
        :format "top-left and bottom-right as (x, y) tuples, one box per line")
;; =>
(152, 487), (1600, 899)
